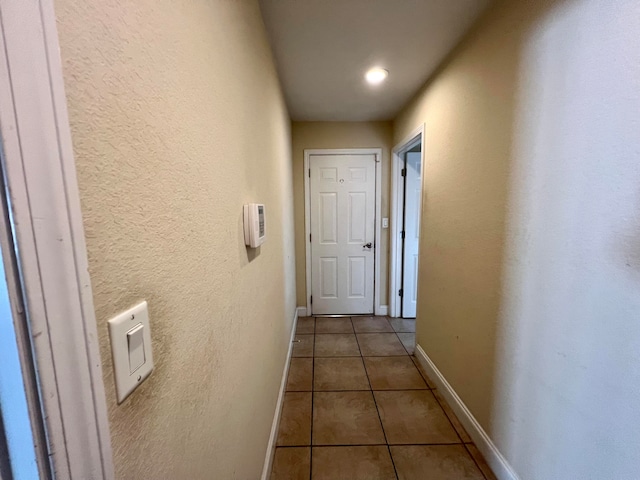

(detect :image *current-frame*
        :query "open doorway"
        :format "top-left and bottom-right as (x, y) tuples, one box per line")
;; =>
(0, 1), (113, 475)
(390, 126), (424, 318)
(0, 215), (49, 480)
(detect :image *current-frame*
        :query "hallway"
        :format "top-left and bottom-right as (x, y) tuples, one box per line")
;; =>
(271, 316), (496, 480)
(4, 0), (634, 477)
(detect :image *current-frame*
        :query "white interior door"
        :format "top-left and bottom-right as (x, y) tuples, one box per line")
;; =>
(402, 151), (422, 318)
(309, 154), (376, 315)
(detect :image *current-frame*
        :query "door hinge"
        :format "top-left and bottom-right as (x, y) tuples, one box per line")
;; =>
(401, 230), (405, 239)
(309, 233), (312, 242)
(310, 295), (313, 304)
(309, 169), (311, 178)
(401, 168), (406, 177)
(398, 289), (403, 297)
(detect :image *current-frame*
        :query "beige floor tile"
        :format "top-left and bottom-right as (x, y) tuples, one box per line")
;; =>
(271, 447), (310, 480)
(363, 356), (427, 390)
(312, 446), (395, 480)
(315, 317), (354, 334)
(410, 356), (436, 388)
(397, 333), (416, 354)
(351, 317), (393, 333)
(293, 334), (314, 357)
(391, 445), (484, 480)
(352, 316), (394, 333)
(277, 392), (312, 446)
(313, 391), (385, 445)
(297, 317), (316, 334)
(357, 333), (407, 356)
(388, 318), (416, 333)
(466, 444), (498, 480)
(314, 357), (370, 391)
(374, 390), (459, 444)
(314, 334), (360, 357)
(287, 358), (313, 392)
(432, 389), (471, 442)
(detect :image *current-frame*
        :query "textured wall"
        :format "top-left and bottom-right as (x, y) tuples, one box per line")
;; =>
(55, 0), (296, 478)
(291, 122), (393, 309)
(395, 0), (640, 478)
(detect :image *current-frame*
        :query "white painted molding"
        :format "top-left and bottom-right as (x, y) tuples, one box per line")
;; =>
(373, 150), (383, 316)
(304, 148), (383, 316)
(0, 0), (113, 477)
(378, 305), (388, 316)
(414, 345), (520, 480)
(389, 124), (424, 318)
(389, 146), (404, 318)
(260, 308), (298, 480)
(303, 151), (312, 315)
(296, 306), (308, 317)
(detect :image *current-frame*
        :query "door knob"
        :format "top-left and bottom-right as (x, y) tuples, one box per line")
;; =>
(363, 242), (373, 249)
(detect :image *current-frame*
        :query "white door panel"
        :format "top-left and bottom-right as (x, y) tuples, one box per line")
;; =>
(319, 193), (337, 243)
(402, 151), (422, 318)
(310, 154), (376, 314)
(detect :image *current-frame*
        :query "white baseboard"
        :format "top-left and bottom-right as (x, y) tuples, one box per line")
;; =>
(414, 344), (520, 480)
(260, 308), (298, 480)
(297, 306), (389, 316)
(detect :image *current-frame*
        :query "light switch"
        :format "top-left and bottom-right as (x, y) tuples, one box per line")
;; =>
(382, 217), (389, 229)
(108, 301), (154, 403)
(126, 324), (145, 373)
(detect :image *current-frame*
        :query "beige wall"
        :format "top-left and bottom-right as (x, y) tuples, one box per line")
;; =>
(291, 122), (393, 309)
(55, 0), (296, 478)
(395, 0), (640, 478)
(394, 0), (517, 433)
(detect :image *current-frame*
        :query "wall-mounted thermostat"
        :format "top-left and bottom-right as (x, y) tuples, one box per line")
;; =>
(244, 203), (266, 248)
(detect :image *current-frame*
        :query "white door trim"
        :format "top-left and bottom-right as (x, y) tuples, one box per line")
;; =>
(0, 0), (114, 478)
(304, 148), (383, 316)
(389, 125), (425, 318)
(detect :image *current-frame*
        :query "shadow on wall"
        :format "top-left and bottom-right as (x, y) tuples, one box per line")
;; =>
(403, 0), (640, 478)
(488, 0), (640, 478)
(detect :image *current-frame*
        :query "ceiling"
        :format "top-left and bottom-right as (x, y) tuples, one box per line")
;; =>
(259, 0), (491, 121)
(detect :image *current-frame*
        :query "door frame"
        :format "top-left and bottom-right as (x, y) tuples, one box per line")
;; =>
(0, 0), (114, 477)
(304, 148), (383, 316)
(389, 125), (425, 318)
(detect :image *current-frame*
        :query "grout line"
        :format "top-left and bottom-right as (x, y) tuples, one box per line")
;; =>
(314, 331), (355, 335)
(410, 356), (434, 389)
(309, 328), (315, 478)
(429, 386), (465, 444)
(349, 317), (364, 361)
(352, 319), (400, 480)
(390, 322), (415, 356)
(315, 332), (396, 335)
(285, 442), (466, 448)
(313, 354), (410, 357)
(352, 319), (363, 357)
(291, 388), (430, 393)
(463, 443), (490, 480)
(282, 441), (466, 449)
(362, 354), (416, 357)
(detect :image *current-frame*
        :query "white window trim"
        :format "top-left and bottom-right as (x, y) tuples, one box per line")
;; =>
(303, 148), (383, 316)
(0, 0), (113, 478)
(389, 125), (425, 318)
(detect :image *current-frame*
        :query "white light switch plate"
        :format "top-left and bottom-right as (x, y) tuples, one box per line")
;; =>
(108, 301), (154, 403)
(382, 217), (389, 229)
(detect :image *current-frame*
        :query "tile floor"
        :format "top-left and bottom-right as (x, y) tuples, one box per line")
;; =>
(271, 316), (497, 480)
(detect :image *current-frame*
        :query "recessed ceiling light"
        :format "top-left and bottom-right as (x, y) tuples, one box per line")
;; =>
(365, 67), (389, 85)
